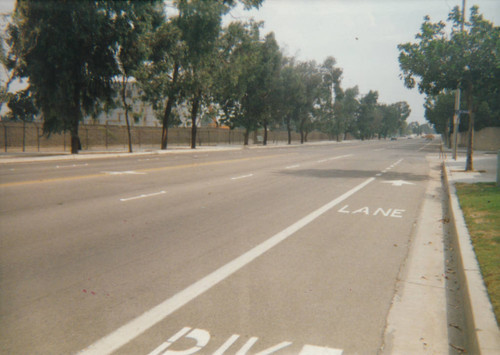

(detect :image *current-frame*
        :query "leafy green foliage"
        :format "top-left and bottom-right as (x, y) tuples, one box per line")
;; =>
(6, 88), (38, 122)
(398, 5), (499, 169)
(7, 0), (163, 153)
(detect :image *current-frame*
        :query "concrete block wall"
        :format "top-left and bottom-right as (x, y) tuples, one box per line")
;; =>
(459, 127), (500, 151)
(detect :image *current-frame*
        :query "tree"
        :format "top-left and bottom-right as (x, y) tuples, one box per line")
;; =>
(216, 21), (261, 145)
(1, 12), (15, 115)
(115, 1), (163, 153)
(176, 0), (263, 149)
(136, 20), (183, 150)
(376, 102), (410, 139)
(6, 88), (38, 152)
(318, 56), (343, 141)
(6, 0), (163, 154)
(279, 58), (303, 144)
(356, 90), (379, 140)
(294, 61), (322, 144)
(407, 121), (421, 135)
(216, 22), (281, 146)
(341, 86), (360, 140)
(424, 92), (455, 144)
(398, 6), (499, 170)
(247, 33), (282, 146)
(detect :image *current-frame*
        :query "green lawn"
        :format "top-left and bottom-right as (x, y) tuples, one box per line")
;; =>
(455, 183), (500, 324)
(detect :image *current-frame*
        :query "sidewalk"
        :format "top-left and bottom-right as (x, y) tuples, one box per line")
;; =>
(0, 141), (351, 164)
(446, 150), (498, 183)
(383, 150), (499, 354)
(0, 145), (241, 164)
(443, 149), (500, 354)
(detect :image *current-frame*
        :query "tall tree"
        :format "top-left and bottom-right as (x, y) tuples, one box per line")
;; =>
(115, 1), (164, 153)
(398, 6), (499, 170)
(295, 61), (322, 144)
(341, 86), (360, 140)
(6, 88), (38, 151)
(136, 20), (183, 150)
(356, 90), (379, 140)
(216, 21), (260, 145)
(248, 32), (282, 146)
(318, 56), (343, 141)
(176, 0), (263, 149)
(1, 12), (15, 115)
(6, 0), (163, 154)
(216, 22), (281, 146)
(377, 101), (411, 139)
(279, 58), (304, 144)
(424, 91), (455, 145)
(176, 0), (223, 148)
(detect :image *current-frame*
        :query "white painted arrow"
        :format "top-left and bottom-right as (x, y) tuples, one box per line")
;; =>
(382, 180), (415, 187)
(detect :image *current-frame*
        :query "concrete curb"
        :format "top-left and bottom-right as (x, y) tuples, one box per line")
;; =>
(0, 146), (241, 164)
(0, 140), (352, 164)
(442, 162), (500, 354)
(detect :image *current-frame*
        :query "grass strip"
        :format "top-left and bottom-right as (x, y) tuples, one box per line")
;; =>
(455, 182), (500, 324)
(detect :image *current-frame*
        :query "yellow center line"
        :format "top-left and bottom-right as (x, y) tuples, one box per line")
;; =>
(0, 153), (288, 188)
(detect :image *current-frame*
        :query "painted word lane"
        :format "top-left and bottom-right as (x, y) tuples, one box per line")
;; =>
(337, 205), (405, 218)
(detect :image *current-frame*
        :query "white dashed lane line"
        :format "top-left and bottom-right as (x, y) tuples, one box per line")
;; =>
(231, 174), (254, 180)
(120, 191), (166, 202)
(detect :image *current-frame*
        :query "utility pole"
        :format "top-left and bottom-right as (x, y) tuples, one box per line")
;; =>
(452, 0), (466, 160)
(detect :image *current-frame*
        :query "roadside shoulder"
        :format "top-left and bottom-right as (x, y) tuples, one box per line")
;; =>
(443, 161), (500, 354)
(382, 157), (449, 354)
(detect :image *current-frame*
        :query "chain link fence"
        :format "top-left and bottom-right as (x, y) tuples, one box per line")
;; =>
(0, 122), (329, 152)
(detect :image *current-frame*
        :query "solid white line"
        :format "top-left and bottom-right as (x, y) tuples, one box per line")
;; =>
(231, 174), (254, 180)
(285, 164), (300, 169)
(120, 191), (166, 202)
(78, 177), (375, 355)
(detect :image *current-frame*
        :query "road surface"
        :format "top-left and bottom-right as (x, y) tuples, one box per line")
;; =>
(0, 139), (441, 354)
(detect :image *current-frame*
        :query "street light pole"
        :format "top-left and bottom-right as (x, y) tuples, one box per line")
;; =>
(452, 0), (466, 160)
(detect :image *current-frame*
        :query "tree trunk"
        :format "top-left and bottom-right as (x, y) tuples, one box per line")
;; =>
(244, 128), (250, 145)
(70, 124), (80, 154)
(444, 117), (451, 148)
(161, 63), (179, 150)
(286, 118), (292, 144)
(122, 77), (133, 153)
(465, 90), (474, 171)
(190, 93), (201, 149)
(263, 121), (268, 146)
(300, 119), (305, 144)
(161, 97), (174, 150)
(22, 120), (26, 152)
(69, 103), (81, 154)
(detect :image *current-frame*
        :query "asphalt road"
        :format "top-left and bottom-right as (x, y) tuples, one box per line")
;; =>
(0, 139), (441, 354)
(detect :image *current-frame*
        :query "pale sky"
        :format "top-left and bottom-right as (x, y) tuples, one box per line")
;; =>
(1, 0), (499, 125)
(228, 0), (500, 124)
